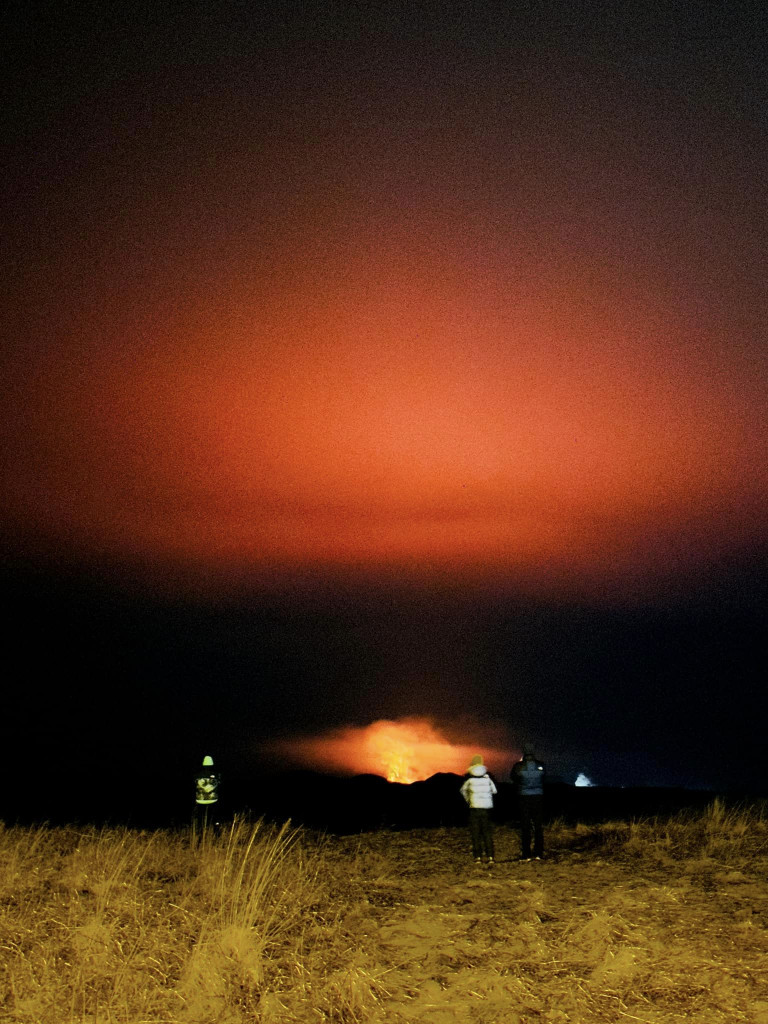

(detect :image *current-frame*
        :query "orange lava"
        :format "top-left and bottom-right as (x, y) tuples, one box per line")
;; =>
(267, 717), (513, 783)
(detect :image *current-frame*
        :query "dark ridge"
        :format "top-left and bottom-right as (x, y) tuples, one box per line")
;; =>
(2, 770), (761, 833)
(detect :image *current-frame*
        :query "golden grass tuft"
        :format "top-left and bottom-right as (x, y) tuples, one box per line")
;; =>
(0, 818), (388, 1023)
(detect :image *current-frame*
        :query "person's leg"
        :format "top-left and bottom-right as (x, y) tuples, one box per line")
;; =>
(519, 799), (532, 859)
(193, 803), (210, 845)
(481, 811), (495, 860)
(531, 796), (544, 858)
(469, 809), (482, 858)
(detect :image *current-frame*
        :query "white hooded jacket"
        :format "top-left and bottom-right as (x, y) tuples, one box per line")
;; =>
(460, 764), (497, 808)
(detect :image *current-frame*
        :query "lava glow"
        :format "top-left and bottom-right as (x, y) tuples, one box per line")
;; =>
(267, 717), (512, 783)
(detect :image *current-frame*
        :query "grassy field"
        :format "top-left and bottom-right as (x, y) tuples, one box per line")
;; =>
(1, 801), (768, 1023)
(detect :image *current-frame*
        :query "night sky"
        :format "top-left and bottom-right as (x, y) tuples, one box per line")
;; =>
(3, 1), (767, 808)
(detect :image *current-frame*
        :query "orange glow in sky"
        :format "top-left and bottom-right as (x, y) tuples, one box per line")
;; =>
(3, 0), (768, 606)
(266, 717), (514, 783)
(3, 203), (766, 598)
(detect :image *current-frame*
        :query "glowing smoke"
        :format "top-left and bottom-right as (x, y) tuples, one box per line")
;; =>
(266, 717), (514, 783)
(575, 772), (595, 787)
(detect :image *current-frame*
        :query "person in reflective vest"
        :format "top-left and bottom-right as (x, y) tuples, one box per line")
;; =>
(194, 755), (219, 836)
(512, 747), (545, 860)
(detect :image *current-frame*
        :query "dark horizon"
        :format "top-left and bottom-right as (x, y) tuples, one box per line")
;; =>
(0, 752), (756, 835)
(4, 549), (766, 807)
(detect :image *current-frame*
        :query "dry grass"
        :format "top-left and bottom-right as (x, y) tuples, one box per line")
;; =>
(2, 801), (768, 1023)
(0, 818), (388, 1023)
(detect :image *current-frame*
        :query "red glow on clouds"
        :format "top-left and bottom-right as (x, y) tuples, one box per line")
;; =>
(266, 717), (514, 783)
(3, 202), (766, 599)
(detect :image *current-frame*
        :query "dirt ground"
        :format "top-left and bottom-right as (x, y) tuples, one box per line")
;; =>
(330, 824), (768, 1024)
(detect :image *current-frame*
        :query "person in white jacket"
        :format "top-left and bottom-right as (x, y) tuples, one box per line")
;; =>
(460, 755), (498, 863)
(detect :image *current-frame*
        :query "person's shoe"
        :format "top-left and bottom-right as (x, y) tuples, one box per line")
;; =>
(520, 856), (531, 862)
(475, 857), (482, 863)
(488, 857), (494, 865)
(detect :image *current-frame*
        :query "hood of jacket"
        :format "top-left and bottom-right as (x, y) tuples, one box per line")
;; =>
(468, 764), (488, 776)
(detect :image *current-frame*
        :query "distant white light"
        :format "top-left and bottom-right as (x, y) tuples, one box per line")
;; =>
(575, 772), (594, 787)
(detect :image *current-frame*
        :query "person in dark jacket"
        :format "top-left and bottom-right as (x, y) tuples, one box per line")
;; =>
(512, 747), (545, 860)
(460, 754), (498, 864)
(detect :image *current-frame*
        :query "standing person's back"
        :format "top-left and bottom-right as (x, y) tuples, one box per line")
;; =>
(460, 755), (497, 864)
(512, 748), (545, 860)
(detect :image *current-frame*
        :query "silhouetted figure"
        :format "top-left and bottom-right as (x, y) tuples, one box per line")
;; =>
(512, 747), (545, 860)
(460, 754), (497, 864)
(194, 754), (220, 839)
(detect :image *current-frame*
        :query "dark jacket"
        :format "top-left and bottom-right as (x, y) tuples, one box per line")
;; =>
(512, 756), (544, 796)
